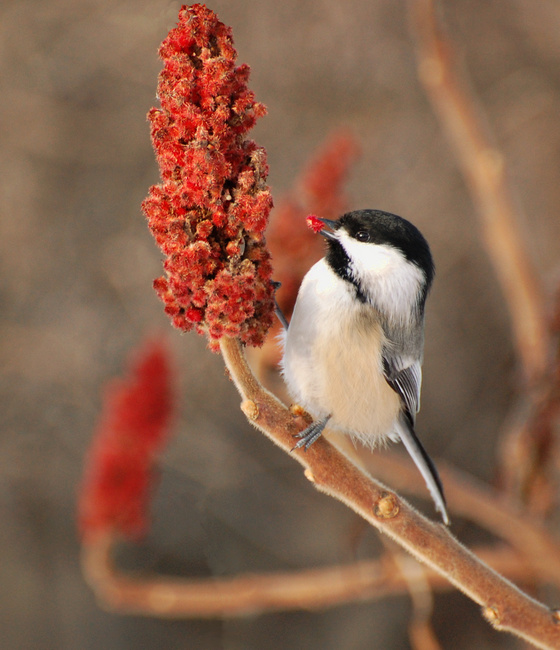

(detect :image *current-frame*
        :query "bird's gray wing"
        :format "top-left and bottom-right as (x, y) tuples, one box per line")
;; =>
(382, 357), (422, 425)
(382, 352), (449, 524)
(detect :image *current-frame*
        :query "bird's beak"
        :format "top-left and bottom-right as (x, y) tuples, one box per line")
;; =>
(318, 218), (338, 241)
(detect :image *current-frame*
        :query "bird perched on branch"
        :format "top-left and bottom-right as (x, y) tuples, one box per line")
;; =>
(281, 209), (448, 524)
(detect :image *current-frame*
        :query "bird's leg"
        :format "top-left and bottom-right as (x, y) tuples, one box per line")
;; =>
(291, 415), (331, 451)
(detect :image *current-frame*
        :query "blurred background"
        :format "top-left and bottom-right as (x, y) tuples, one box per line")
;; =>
(2, 0), (560, 648)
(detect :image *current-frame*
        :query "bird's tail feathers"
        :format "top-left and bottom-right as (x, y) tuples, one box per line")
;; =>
(396, 418), (449, 525)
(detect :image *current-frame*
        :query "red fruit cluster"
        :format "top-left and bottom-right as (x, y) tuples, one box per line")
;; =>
(142, 4), (275, 349)
(79, 339), (174, 540)
(306, 214), (325, 234)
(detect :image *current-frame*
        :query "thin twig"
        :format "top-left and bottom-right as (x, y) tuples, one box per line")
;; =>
(219, 337), (560, 649)
(81, 531), (534, 619)
(408, 0), (560, 517)
(498, 321), (560, 507)
(408, 0), (549, 386)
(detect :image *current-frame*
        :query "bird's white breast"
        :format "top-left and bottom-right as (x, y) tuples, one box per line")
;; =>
(281, 259), (401, 445)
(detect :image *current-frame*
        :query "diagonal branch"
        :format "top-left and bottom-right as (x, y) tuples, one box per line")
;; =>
(408, 0), (549, 385)
(407, 0), (560, 513)
(220, 337), (560, 649)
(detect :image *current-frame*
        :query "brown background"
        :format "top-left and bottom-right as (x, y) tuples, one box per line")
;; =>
(2, 1), (560, 648)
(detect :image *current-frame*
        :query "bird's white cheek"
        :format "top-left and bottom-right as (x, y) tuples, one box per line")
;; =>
(338, 233), (396, 275)
(338, 233), (424, 323)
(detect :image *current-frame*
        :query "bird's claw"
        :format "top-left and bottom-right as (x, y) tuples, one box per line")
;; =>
(291, 416), (330, 451)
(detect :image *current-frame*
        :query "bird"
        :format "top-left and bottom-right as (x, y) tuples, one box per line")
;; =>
(280, 209), (448, 524)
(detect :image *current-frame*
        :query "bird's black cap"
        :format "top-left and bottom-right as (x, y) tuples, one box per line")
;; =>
(324, 209), (435, 304)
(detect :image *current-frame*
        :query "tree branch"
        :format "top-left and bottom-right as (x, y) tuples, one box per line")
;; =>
(219, 337), (560, 649)
(364, 450), (560, 587)
(81, 531), (535, 619)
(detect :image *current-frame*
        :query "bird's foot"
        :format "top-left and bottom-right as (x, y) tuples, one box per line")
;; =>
(291, 416), (331, 451)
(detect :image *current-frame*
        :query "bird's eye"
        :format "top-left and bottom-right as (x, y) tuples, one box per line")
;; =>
(355, 230), (370, 243)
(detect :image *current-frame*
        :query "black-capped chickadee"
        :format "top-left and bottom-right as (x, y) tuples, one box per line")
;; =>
(281, 209), (448, 524)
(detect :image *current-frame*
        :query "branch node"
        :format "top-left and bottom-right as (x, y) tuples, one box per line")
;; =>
(482, 605), (501, 628)
(374, 492), (400, 519)
(241, 399), (259, 421)
(290, 404), (311, 420)
(304, 468), (316, 483)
